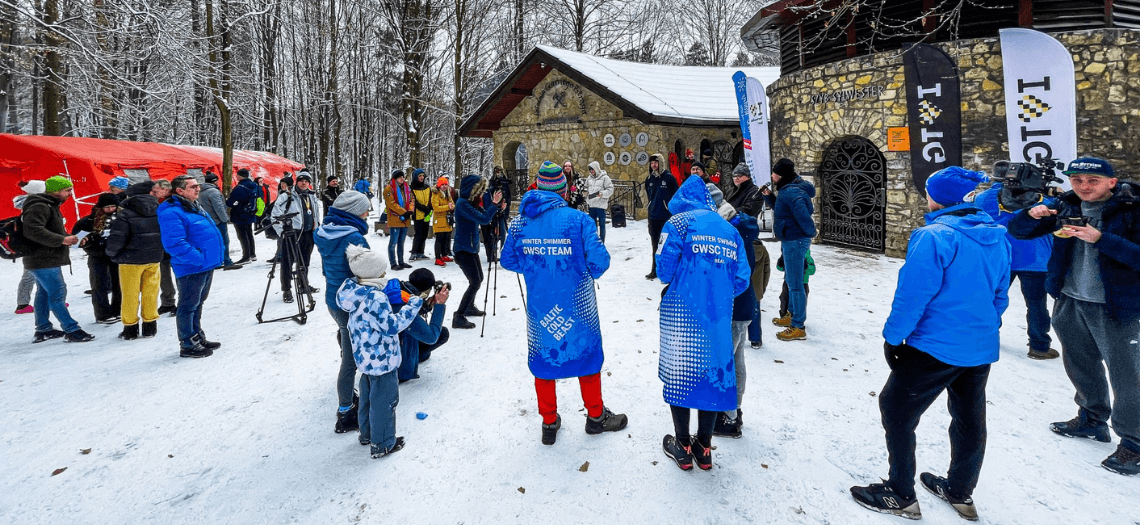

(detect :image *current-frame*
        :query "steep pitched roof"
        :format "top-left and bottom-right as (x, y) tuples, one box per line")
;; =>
(459, 45), (781, 138)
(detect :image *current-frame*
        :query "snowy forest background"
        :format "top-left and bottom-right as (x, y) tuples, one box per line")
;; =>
(0, 0), (776, 184)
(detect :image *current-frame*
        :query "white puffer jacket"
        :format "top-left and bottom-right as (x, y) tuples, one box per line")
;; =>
(584, 161), (614, 210)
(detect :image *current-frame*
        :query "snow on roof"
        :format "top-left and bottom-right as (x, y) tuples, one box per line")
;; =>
(536, 45), (781, 124)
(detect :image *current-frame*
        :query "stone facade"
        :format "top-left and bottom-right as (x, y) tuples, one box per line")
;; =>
(768, 29), (1140, 257)
(492, 70), (743, 219)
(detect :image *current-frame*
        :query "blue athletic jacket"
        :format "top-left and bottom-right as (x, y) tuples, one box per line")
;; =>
(158, 196), (224, 277)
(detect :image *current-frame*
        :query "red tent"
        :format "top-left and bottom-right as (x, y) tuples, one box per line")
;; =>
(0, 134), (302, 222)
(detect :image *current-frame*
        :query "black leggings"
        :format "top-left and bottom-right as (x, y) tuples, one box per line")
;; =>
(434, 232), (451, 259)
(670, 404), (717, 448)
(454, 251), (482, 315)
(411, 220), (430, 255)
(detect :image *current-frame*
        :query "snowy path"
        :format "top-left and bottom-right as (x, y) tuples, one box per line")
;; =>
(1, 219), (1136, 524)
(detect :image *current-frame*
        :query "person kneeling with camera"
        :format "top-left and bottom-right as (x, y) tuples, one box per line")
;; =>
(1008, 157), (1140, 476)
(395, 268), (451, 383)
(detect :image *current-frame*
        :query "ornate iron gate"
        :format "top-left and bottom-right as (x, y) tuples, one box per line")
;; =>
(819, 137), (886, 252)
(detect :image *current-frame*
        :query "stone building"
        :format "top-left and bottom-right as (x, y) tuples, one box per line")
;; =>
(743, 0), (1140, 257)
(459, 45), (778, 219)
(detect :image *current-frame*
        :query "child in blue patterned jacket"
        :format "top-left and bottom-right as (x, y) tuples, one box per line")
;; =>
(336, 244), (423, 458)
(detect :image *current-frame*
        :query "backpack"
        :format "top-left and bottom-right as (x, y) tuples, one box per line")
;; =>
(0, 214), (30, 260)
(255, 196), (266, 217)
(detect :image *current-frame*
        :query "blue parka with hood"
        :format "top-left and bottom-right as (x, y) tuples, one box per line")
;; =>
(158, 195), (224, 277)
(453, 175), (498, 254)
(500, 189), (611, 380)
(655, 177), (751, 411)
(314, 208), (371, 311)
(883, 203), (1012, 367)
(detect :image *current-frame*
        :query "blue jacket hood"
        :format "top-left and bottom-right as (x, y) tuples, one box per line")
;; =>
(926, 204), (1006, 247)
(519, 190), (567, 219)
(668, 175), (716, 214)
(459, 175), (483, 199)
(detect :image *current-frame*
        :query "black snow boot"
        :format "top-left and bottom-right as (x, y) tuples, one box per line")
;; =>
(335, 399), (360, 434)
(141, 321), (157, 338)
(584, 407), (628, 435)
(712, 410), (743, 439)
(662, 435), (693, 471)
(64, 329), (95, 343)
(920, 472), (979, 521)
(283, 289), (294, 303)
(33, 329), (66, 343)
(451, 315), (475, 329)
(370, 437), (405, 458)
(197, 331), (221, 350)
(464, 306), (485, 317)
(689, 436), (713, 470)
(541, 414), (561, 446)
(119, 324), (140, 340)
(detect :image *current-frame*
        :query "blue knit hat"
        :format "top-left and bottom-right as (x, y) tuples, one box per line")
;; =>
(926, 166), (987, 206)
(535, 161), (567, 194)
(109, 176), (130, 190)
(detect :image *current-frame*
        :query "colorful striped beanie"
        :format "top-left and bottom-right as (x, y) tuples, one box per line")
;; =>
(535, 161), (567, 194)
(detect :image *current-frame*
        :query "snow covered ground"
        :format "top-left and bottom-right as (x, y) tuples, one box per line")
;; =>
(1, 217), (1137, 524)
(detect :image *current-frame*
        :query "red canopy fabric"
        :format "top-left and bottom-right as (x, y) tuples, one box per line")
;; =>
(0, 134), (302, 222)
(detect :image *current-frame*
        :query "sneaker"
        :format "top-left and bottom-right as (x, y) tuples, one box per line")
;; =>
(452, 315), (475, 329)
(542, 414), (561, 445)
(750, 341), (762, 349)
(441, 256), (454, 262)
(141, 321), (157, 338)
(179, 336), (213, 358)
(713, 411), (743, 439)
(370, 437), (405, 458)
(920, 472), (979, 520)
(435, 258), (446, 267)
(335, 406), (360, 434)
(118, 324), (139, 340)
(33, 329), (66, 343)
(14, 304), (33, 314)
(585, 407), (628, 435)
(64, 329), (95, 343)
(198, 332), (221, 350)
(97, 316), (120, 325)
(1102, 443), (1140, 476)
(776, 326), (807, 341)
(465, 307), (485, 318)
(772, 313), (791, 327)
(1051, 414), (1111, 443)
(283, 290), (294, 303)
(1027, 347), (1060, 360)
(662, 435), (694, 471)
(689, 436), (713, 470)
(158, 305), (177, 316)
(850, 482), (921, 520)
(235, 257), (253, 265)
(263, 257), (276, 264)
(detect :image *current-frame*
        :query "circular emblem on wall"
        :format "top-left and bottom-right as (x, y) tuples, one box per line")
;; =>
(636, 152), (649, 165)
(604, 152), (615, 165)
(635, 132), (649, 147)
(619, 152), (632, 165)
(619, 133), (632, 147)
(603, 134), (615, 147)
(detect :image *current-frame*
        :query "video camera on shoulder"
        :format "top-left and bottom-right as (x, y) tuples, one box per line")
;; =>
(991, 159), (1066, 212)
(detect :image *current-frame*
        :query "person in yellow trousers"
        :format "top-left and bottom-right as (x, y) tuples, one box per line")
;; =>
(105, 181), (165, 340)
(431, 176), (455, 267)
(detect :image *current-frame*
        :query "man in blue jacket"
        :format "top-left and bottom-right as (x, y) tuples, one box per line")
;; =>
(501, 160), (627, 446)
(1008, 157), (1140, 476)
(851, 166), (1009, 521)
(225, 168), (261, 264)
(762, 158), (816, 341)
(159, 175), (225, 358)
(644, 153), (677, 280)
(975, 181), (1057, 359)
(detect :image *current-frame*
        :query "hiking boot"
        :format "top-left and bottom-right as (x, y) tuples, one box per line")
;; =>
(435, 258), (447, 267)
(689, 436), (713, 470)
(585, 407), (628, 435)
(662, 435), (694, 471)
(64, 329), (95, 343)
(750, 341), (762, 348)
(1051, 414), (1111, 443)
(15, 304), (33, 314)
(776, 326), (807, 341)
(33, 329), (66, 343)
(920, 472), (979, 521)
(850, 482), (921, 520)
(542, 414), (561, 445)
(713, 411), (743, 439)
(772, 312), (791, 327)
(179, 336), (213, 358)
(283, 289), (294, 303)
(303, 285), (320, 294)
(335, 406), (360, 434)
(141, 321), (157, 338)
(452, 315), (475, 329)
(158, 305), (177, 316)
(119, 324), (140, 341)
(370, 437), (405, 458)
(1102, 443), (1140, 476)
(198, 331), (221, 350)
(464, 307), (485, 317)
(1027, 347), (1060, 360)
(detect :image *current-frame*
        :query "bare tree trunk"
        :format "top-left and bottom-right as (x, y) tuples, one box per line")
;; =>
(0, 0), (16, 133)
(206, 0), (234, 186)
(41, 0), (63, 136)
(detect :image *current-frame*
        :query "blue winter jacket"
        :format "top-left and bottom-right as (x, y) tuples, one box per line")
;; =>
(656, 177), (751, 411)
(225, 178), (261, 225)
(728, 211), (760, 321)
(353, 180), (374, 199)
(1008, 182), (1140, 320)
(772, 176), (817, 241)
(883, 203), (1011, 367)
(314, 208), (371, 311)
(501, 189), (611, 380)
(336, 278), (423, 375)
(158, 196), (224, 278)
(453, 175), (498, 254)
(397, 303), (447, 382)
(975, 183), (1052, 272)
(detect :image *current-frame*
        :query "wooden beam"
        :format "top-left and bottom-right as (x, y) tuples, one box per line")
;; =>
(1018, 0), (1033, 27)
(922, 0), (937, 35)
(510, 88), (533, 96)
(1107, 0), (1115, 28)
(846, 12), (856, 58)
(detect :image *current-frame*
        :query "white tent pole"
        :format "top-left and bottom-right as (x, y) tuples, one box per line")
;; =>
(62, 159), (81, 220)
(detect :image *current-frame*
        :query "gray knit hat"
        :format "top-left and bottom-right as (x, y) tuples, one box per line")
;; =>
(706, 183), (725, 208)
(332, 190), (370, 217)
(732, 163), (750, 179)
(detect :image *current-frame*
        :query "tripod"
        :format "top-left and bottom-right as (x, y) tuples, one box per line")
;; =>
(256, 223), (316, 324)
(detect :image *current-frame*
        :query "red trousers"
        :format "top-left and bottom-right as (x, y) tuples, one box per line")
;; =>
(535, 373), (603, 424)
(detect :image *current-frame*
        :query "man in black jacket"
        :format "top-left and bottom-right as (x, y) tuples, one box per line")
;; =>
(1008, 157), (1140, 476)
(644, 153), (676, 280)
(21, 175), (94, 343)
(106, 181), (165, 340)
(226, 168), (261, 264)
(726, 163), (765, 217)
(321, 175), (343, 211)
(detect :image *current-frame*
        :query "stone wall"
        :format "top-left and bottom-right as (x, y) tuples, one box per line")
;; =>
(767, 28), (1140, 257)
(492, 70), (743, 219)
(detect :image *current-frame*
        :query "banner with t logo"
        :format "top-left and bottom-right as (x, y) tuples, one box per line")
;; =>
(733, 71), (771, 186)
(1000, 28), (1077, 188)
(903, 44), (961, 198)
